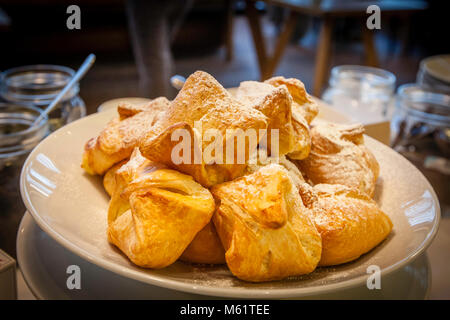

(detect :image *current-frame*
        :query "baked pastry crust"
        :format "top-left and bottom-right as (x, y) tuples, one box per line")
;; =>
(180, 222), (226, 265)
(236, 81), (310, 159)
(211, 164), (322, 282)
(139, 71), (268, 187)
(103, 160), (127, 197)
(107, 149), (215, 268)
(117, 97), (169, 120)
(82, 99), (165, 175)
(246, 154), (306, 190)
(296, 122), (380, 197)
(309, 184), (393, 266)
(264, 77), (318, 159)
(265, 76), (318, 124)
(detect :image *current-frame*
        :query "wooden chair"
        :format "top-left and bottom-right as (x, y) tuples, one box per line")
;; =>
(244, 0), (427, 95)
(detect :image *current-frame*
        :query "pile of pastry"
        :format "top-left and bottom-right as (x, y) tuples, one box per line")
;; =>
(82, 71), (392, 282)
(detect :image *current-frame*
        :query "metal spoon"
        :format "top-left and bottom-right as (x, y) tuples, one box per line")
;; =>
(32, 54), (96, 127)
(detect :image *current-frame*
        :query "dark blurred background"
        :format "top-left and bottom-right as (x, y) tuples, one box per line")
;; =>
(0, 0), (448, 113)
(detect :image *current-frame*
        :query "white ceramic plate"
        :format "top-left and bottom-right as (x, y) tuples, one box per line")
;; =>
(20, 103), (440, 298)
(17, 212), (431, 299)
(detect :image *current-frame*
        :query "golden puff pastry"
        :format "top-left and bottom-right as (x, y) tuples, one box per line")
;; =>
(117, 97), (169, 120)
(211, 164), (322, 282)
(265, 76), (318, 124)
(309, 184), (392, 266)
(236, 81), (310, 158)
(103, 160), (127, 197)
(107, 148), (163, 224)
(107, 149), (216, 269)
(82, 105), (163, 176)
(296, 122), (380, 197)
(139, 71), (268, 187)
(180, 222), (226, 265)
(245, 154), (306, 191)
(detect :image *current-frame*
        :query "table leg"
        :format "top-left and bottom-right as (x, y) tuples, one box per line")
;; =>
(313, 17), (334, 96)
(225, 0), (234, 61)
(245, 0), (268, 79)
(362, 25), (379, 67)
(265, 10), (299, 79)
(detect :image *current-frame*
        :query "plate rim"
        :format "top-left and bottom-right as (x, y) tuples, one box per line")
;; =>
(19, 108), (441, 298)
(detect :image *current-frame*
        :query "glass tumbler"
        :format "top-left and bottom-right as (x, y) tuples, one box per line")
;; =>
(0, 102), (49, 257)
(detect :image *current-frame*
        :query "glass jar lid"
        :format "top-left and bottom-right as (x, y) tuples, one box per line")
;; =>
(417, 55), (450, 94)
(420, 54), (450, 84)
(0, 64), (79, 106)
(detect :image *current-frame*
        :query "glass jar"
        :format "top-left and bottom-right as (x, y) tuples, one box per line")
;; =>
(0, 64), (86, 132)
(391, 84), (450, 215)
(322, 65), (396, 121)
(417, 55), (450, 95)
(0, 103), (49, 257)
